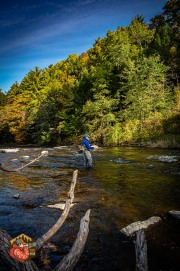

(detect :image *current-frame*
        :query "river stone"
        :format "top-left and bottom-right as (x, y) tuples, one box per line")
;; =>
(21, 196), (44, 208)
(120, 216), (162, 236)
(0, 148), (19, 153)
(169, 210), (180, 220)
(12, 194), (20, 199)
(0, 208), (12, 215)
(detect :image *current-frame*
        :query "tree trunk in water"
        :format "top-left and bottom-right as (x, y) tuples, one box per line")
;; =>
(135, 230), (148, 271)
(54, 209), (90, 271)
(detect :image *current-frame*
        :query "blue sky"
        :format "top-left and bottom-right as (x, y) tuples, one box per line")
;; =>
(0, 0), (167, 93)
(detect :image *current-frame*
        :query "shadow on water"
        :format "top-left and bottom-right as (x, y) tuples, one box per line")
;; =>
(0, 146), (180, 270)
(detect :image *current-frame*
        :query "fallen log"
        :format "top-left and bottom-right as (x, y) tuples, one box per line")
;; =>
(0, 170), (91, 271)
(0, 151), (48, 172)
(36, 169), (78, 249)
(120, 216), (161, 236)
(16, 151), (48, 171)
(54, 209), (90, 271)
(134, 230), (148, 271)
(169, 210), (180, 220)
(0, 209), (90, 271)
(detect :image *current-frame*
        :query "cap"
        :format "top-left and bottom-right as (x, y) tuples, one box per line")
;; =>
(84, 134), (90, 138)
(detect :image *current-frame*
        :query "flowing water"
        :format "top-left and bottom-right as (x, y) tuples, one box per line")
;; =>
(0, 146), (180, 271)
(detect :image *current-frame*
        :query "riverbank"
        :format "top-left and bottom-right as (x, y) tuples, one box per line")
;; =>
(1, 133), (180, 154)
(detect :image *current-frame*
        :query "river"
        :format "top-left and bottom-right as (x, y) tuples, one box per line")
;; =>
(0, 146), (180, 270)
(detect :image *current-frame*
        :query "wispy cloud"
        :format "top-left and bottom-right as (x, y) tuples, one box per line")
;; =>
(79, 0), (95, 5)
(0, 5), (103, 53)
(0, 0), (167, 93)
(0, 1), (65, 32)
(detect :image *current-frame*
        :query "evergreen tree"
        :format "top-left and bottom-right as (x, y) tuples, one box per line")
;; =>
(6, 81), (20, 104)
(122, 55), (171, 137)
(0, 1), (179, 146)
(0, 89), (6, 106)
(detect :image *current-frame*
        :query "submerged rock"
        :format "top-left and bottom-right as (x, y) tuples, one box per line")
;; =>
(21, 196), (44, 208)
(169, 210), (180, 220)
(12, 194), (20, 199)
(147, 155), (178, 163)
(158, 156), (178, 162)
(112, 157), (130, 164)
(145, 164), (154, 169)
(20, 156), (30, 159)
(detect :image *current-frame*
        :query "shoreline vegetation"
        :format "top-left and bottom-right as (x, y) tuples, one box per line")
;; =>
(1, 136), (180, 150)
(0, 0), (179, 148)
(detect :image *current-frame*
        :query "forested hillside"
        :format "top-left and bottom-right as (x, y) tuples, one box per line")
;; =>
(0, 0), (179, 146)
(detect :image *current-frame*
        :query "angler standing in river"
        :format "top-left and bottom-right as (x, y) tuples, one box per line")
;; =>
(81, 134), (98, 168)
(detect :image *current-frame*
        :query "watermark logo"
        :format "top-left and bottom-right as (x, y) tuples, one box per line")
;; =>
(9, 234), (36, 263)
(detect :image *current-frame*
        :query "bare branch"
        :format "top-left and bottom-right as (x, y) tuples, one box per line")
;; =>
(16, 153), (45, 171)
(0, 170), (90, 271)
(0, 151), (48, 172)
(54, 209), (91, 271)
(36, 170), (78, 249)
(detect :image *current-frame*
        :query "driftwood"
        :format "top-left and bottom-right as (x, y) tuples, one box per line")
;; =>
(0, 210), (90, 271)
(134, 230), (148, 271)
(54, 209), (90, 271)
(36, 169), (78, 249)
(0, 170), (90, 271)
(120, 216), (161, 236)
(169, 210), (180, 220)
(0, 151), (48, 172)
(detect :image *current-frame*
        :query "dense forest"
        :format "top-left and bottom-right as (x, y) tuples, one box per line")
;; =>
(0, 0), (179, 147)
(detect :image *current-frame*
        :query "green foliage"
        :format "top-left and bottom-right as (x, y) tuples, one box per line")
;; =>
(6, 82), (20, 104)
(149, 0), (180, 85)
(122, 55), (170, 119)
(0, 89), (6, 106)
(128, 18), (154, 50)
(0, 0), (179, 147)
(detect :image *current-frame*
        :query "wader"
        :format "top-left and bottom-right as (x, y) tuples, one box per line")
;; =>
(82, 145), (93, 168)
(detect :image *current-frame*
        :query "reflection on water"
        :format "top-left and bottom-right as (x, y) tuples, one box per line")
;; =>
(0, 146), (180, 270)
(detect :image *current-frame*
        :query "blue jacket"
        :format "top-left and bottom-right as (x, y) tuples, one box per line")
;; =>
(82, 138), (94, 150)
